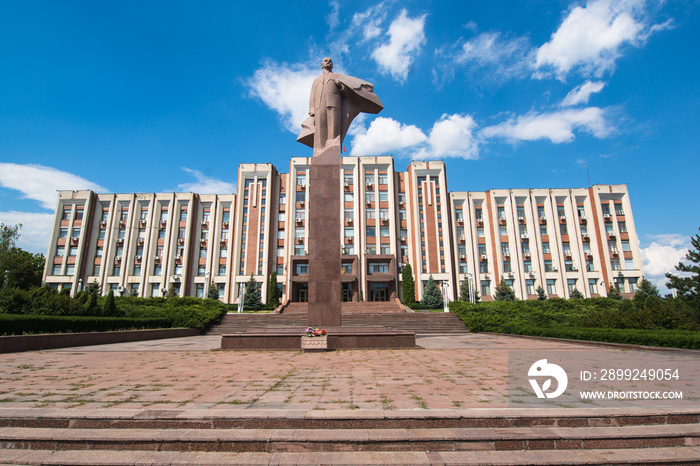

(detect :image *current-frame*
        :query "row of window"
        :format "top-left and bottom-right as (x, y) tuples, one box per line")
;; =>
(476, 276), (637, 298)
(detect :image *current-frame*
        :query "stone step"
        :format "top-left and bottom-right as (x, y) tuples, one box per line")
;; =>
(2, 410), (698, 430)
(1, 424), (699, 453)
(2, 446), (700, 465)
(207, 312), (469, 335)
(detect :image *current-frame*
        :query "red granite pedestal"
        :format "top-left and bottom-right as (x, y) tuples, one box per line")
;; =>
(221, 143), (415, 350)
(307, 144), (342, 327)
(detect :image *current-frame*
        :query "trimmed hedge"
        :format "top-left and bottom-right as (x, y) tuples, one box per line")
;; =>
(0, 314), (171, 336)
(496, 325), (700, 350)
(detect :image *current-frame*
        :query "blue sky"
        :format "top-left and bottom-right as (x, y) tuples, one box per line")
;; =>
(1, 0), (698, 290)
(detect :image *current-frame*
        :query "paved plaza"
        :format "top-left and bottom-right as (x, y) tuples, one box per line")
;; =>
(0, 334), (697, 413)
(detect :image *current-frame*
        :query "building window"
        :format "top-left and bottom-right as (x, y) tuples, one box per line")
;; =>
(615, 203), (624, 215)
(120, 209), (128, 221)
(112, 264), (120, 276)
(198, 265), (206, 276)
(523, 261), (532, 272)
(588, 278), (598, 295)
(160, 210), (168, 222)
(92, 264), (100, 275)
(522, 242), (530, 254)
(613, 277), (624, 292)
(542, 242), (550, 254)
(55, 246), (65, 257)
(557, 205), (565, 218)
(499, 225), (507, 236)
(276, 265), (284, 275)
(479, 261), (488, 273)
(526, 279), (535, 295)
(537, 206), (545, 218)
(296, 192), (305, 203)
(366, 226), (376, 237)
(602, 203), (610, 215)
(560, 223), (568, 235)
(294, 244), (305, 255)
(380, 227), (389, 237)
(628, 277), (638, 292)
(475, 208), (483, 220)
(199, 248), (207, 258)
(540, 225), (547, 236)
(154, 264), (162, 276)
(497, 206), (505, 219)
(133, 264), (141, 276)
(368, 262), (389, 274)
(565, 259), (574, 272)
(562, 242), (571, 254)
(378, 192), (389, 202)
(477, 227), (484, 238)
(219, 264), (226, 275)
(295, 263), (309, 274)
(547, 279), (556, 295)
(611, 259), (621, 270)
(501, 242), (509, 254)
(367, 245), (376, 255)
(481, 280), (490, 297)
(544, 260), (553, 272)
(366, 210), (376, 219)
(619, 221), (627, 233)
(174, 264), (183, 275)
(52, 265), (62, 275)
(503, 261), (511, 273)
(344, 192), (353, 202)
(625, 258), (635, 270)
(196, 283), (204, 298)
(365, 193), (375, 203)
(586, 259), (595, 272)
(344, 209), (354, 220)
(220, 247), (228, 258)
(621, 240), (631, 252)
(179, 209), (188, 221)
(567, 279), (577, 294)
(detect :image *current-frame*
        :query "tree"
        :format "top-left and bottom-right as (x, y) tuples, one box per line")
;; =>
(0, 224), (44, 291)
(267, 271), (279, 307)
(243, 275), (262, 311)
(207, 283), (220, 300)
(85, 291), (98, 315)
(459, 279), (471, 302)
(666, 228), (700, 300)
(494, 279), (515, 301)
(421, 274), (444, 309)
(570, 288), (584, 299)
(536, 285), (547, 301)
(401, 263), (415, 304)
(607, 284), (622, 300)
(103, 290), (117, 316)
(634, 277), (659, 305)
(86, 279), (101, 295)
(167, 283), (178, 298)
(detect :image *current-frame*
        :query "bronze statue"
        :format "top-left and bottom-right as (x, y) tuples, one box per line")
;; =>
(298, 57), (383, 155)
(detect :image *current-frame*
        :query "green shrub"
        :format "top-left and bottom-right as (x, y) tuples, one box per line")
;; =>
(0, 314), (171, 336)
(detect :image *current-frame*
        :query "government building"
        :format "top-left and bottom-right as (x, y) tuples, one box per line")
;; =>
(42, 156), (643, 304)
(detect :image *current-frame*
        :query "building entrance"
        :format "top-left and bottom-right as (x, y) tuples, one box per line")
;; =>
(298, 284), (308, 302)
(369, 283), (389, 302)
(342, 283), (353, 302)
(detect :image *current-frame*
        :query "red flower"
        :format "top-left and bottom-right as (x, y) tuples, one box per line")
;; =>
(320, 329), (327, 335)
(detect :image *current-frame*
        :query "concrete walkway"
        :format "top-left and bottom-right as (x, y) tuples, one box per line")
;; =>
(0, 333), (696, 413)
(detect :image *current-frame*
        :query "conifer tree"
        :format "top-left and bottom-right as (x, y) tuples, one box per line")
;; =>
(421, 274), (444, 309)
(536, 285), (547, 300)
(634, 277), (659, 305)
(607, 284), (622, 300)
(666, 228), (700, 302)
(459, 279), (471, 302)
(207, 283), (220, 300)
(243, 275), (262, 311)
(103, 290), (117, 316)
(494, 279), (515, 301)
(401, 263), (415, 304)
(268, 271), (280, 308)
(570, 288), (584, 299)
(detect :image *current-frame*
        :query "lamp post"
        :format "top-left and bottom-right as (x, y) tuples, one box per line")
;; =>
(466, 272), (475, 304)
(441, 281), (450, 313)
(238, 282), (245, 313)
(4, 270), (9, 289)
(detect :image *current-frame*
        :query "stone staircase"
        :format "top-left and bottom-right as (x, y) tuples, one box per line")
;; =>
(282, 300), (406, 314)
(206, 311), (468, 335)
(1, 409), (699, 464)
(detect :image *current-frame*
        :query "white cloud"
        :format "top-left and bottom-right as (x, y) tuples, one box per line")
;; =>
(350, 117), (427, 157)
(561, 80), (606, 106)
(0, 163), (107, 210)
(641, 234), (691, 292)
(439, 32), (533, 84)
(326, 0), (340, 29)
(246, 60), (318, 133)
(372, 9), (427, 82)
(176, 168), (236, 194)
(351, 113), (479, 160)
(0, 211), (54, 254)
(534, 0), (669, 79)
(351, 3), (387, 41)
(481, 107), (611, 143)
(417, 113), (479, 160)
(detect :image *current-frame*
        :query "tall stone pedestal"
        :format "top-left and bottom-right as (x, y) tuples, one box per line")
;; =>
(307, 144), (342, 327)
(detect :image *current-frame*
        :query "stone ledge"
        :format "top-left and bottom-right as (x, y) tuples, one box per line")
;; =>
(0, 328), (201, 353)
(221, 327), (416, 350)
